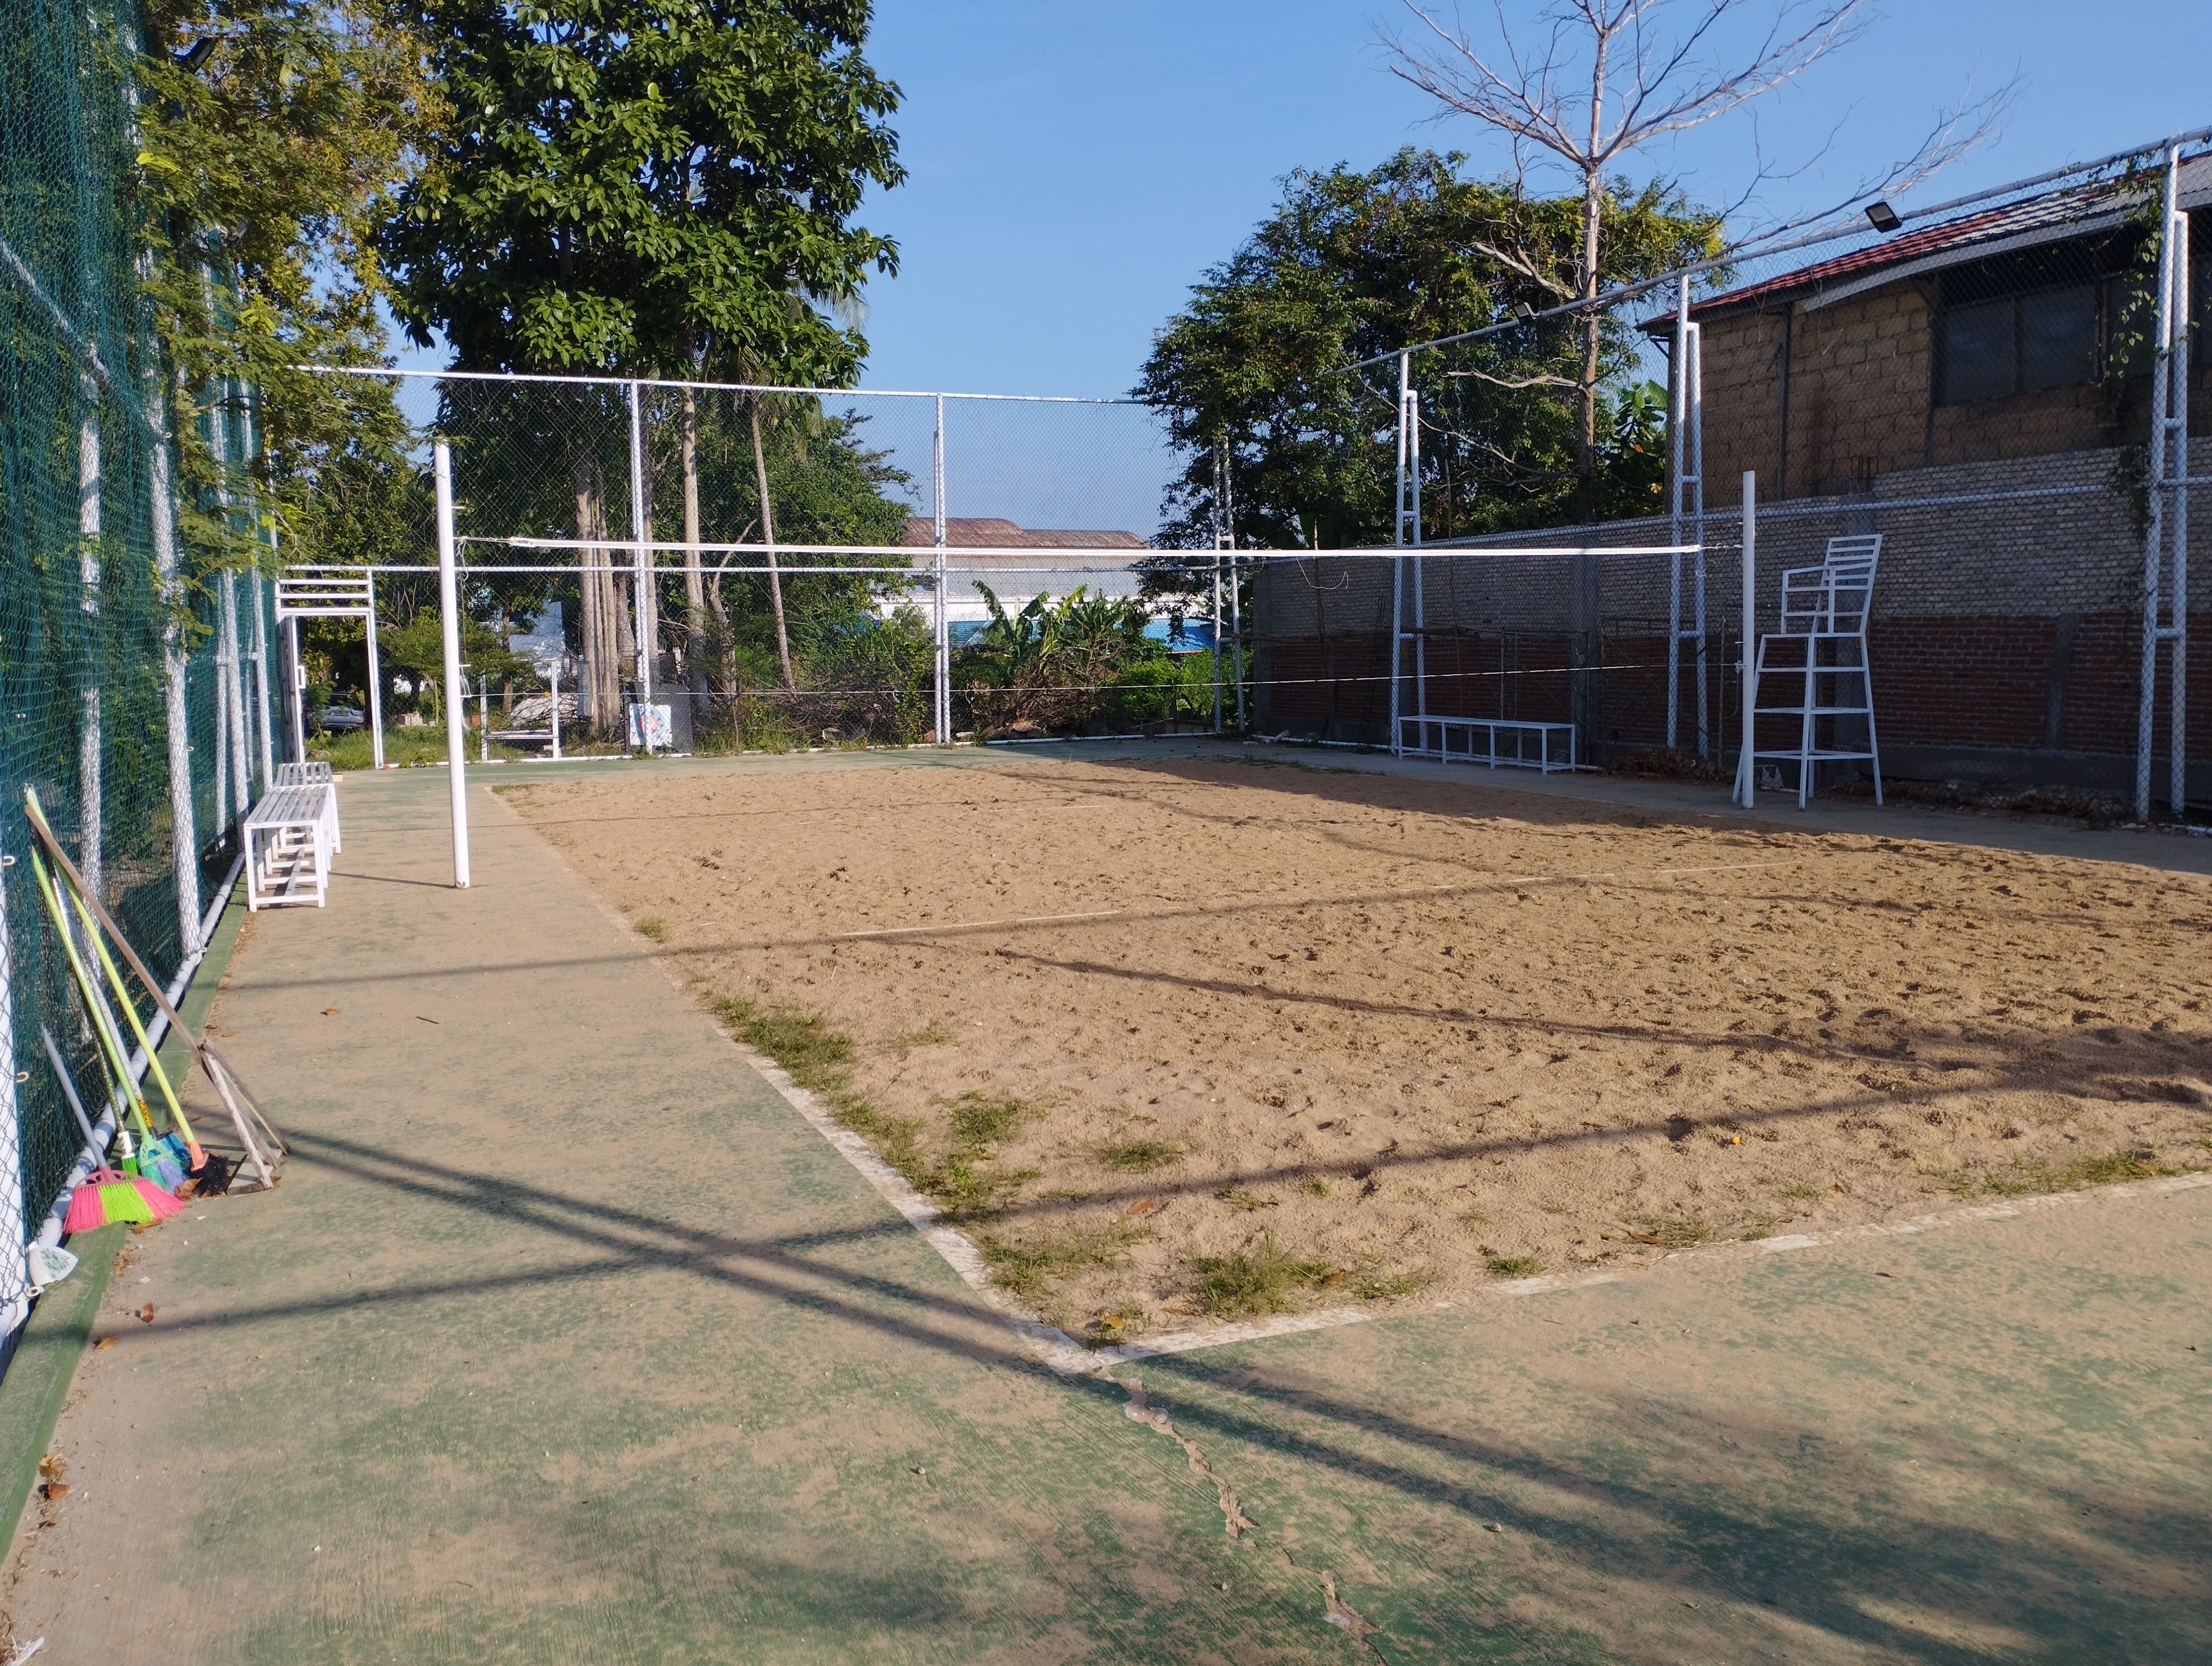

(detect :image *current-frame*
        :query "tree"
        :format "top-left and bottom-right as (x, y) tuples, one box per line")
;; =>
(1135, 149), (1716, 561)
(135, 0), (430, 577)
(1382, 0), (2005, 522)
(380, 0), (904, 722)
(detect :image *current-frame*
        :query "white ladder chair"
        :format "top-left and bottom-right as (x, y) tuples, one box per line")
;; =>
(1748, 534), (1883, 808)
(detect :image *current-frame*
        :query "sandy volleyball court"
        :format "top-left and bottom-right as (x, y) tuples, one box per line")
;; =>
(504, 752), (2212, 1340)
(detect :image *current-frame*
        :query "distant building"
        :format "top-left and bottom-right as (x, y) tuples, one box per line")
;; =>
(893, 517), (1174, 641)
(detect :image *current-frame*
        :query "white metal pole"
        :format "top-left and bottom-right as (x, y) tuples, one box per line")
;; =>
(550, 662), (563, 760)
(628, 379), (654, 749)
(479, 674), (490, 763)
(435, 440), (470, 887)
(1224, 448), (1244, 732)
(147, 335), (200, 955)
(1211, 445), (1224, 734)
(1390, 351), (1407, 757)
(2166, 168), (2190, 819)
(933, 393), (948, 744)
(0, 809), (24, 1337)
(2137, 145), (2181, 824)
(1410, 387), (1425, 745)
(249, 560), (274, 790)
(1690, 318), (1709, 758)
(1737, 470), (1758, 806)
(284, 614), (306, 762)
(76, 386), (103, 912)
(363, 575), (386, 768)
(1668, 275), (1689, 750)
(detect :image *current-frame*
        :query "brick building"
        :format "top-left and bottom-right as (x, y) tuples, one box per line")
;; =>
(1254, 155), (2212, 802)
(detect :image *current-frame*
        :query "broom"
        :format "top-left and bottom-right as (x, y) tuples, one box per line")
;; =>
(23, 788), (285, 1184)
(40, 1026), (184, 1229)
(30, 850), (185, 1199)
(65, 874), (206, 1173)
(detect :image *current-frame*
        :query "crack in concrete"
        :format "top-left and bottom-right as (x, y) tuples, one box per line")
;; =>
(1107, 1370), (1391, 1656)
(1111, 1372), (1255, 1536)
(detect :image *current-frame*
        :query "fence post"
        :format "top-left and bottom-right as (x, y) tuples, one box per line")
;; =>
(435, 440), (470, 887)
(149, 389), (200, 955)
(363, 575), (386, 768)
(1737, 471), (1758, 806)
(1390, 351), (1408, 757)
(933, 393), (948, 744)
(0, 809), (24, 1341)
(76, 384), (103, 911)
(2137, 145), (2192, 822)
(627, 379), (655, 750)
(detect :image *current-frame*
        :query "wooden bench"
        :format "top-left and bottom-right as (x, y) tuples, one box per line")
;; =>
(1398, 715), (1578, 774)
(243, 784), (334, 910)
(274, 761), (340, 851)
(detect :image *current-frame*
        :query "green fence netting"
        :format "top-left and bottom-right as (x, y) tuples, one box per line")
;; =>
(1, 0), (249, 1310)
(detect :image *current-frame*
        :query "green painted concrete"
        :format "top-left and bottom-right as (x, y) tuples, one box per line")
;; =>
(2, 753), (2204, 1664)
(0, 1222), (124, 1556)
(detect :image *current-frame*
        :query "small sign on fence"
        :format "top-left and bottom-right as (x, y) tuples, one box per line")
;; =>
(627, 703), (674, 751)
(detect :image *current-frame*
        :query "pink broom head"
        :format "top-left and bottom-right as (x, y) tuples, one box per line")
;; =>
(120, 1176), (185, 1220)
(62, 1170), (122, 1234)
(62, 1168), (160, 1229)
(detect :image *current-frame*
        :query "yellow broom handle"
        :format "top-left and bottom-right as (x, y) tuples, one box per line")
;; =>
(30, 853), (152, 1142)
(69, 883), (196, 1147)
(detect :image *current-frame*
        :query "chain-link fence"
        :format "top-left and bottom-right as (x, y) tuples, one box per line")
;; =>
(2, 0), (267, 1340)
(1285, 133), (2210, 816)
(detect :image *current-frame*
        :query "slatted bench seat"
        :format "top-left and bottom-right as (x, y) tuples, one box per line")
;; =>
(274, 760), (340, 851)
(1397, 715), (1578, 773)
(243, 784), (334, 910)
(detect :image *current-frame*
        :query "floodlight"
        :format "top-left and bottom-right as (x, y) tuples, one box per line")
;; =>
(1511, 299), (1537, 322)
(1864, 200), (1902, 233)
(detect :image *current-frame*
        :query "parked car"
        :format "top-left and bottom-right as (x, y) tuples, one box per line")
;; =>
(311, 704), (366, 732)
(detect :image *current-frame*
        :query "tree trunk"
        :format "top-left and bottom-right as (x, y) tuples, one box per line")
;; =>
(681, 389), (710, 705)
(750, 396), (796, 691)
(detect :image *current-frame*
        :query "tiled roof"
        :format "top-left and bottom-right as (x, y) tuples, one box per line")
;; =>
(901, 516), (1149, 550)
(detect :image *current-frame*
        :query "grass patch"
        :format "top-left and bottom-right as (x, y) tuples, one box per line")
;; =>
(893, 1021), (953, 1049)
(1623, 1214), (1714, 1249)
(1215, 1186), (1276, 1212)
(1189, 1233), (1336, 1319)
(1737, 1212), (1788, 1241)
(1938, 1146), (2180, 1199)
(1097, 1138), (1182, 1173)
(635, 916), (667, 943)
(1300, 1176), (1330, 1197)
(710, 996), (1029, 1219)
(1779, 1181), (1824, 1202)
(1350, 1260), (1434, 1302)
(976, 1225), (1154, 1304)
(1483, 1254), (1544, 1278)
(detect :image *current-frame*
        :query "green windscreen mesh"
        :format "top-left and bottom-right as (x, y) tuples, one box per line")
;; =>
(1, 0), (254, 1274)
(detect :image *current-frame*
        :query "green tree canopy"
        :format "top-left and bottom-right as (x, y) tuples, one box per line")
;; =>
(380, 0), (904, 380)
(1134, 148), (1719, 566)
(136, 0), (430, 576)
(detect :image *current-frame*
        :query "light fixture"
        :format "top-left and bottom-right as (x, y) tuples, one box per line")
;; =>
(1511, 299), (1536, 322)
(1864, 200), (1902, 233)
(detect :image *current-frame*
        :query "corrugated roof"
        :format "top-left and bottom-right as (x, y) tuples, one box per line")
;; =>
(901, 516), (1149, 549)
(1673, 152), (2211, 322)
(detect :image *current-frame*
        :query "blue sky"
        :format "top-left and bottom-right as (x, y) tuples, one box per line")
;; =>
(854, 0), (2212, 398)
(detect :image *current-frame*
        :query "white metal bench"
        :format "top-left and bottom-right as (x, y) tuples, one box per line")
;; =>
(243, 784), (333, 910)
(274, 761), (340, 851)
(1397, 715), (1578, 773)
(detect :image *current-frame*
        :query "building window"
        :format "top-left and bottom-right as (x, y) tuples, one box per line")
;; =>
(1936, 284), (2097, 405)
